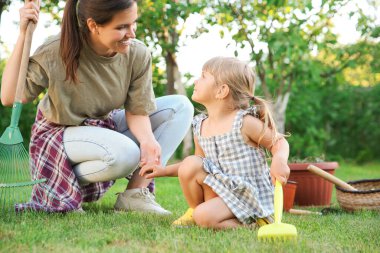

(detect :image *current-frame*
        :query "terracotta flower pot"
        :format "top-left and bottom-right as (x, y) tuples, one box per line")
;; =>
(283, 180), (297, 211)
(288, 162), (339, 206)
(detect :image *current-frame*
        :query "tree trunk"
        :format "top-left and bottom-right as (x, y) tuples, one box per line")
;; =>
(165, 52), (176, 95)
(273, 92), (290, 134)
(174, 65), (193, 157)
(164, 51), (193, 157)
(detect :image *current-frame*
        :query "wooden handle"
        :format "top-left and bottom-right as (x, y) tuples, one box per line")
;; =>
(14, 22), (36, 103)
(307, 165), (357, 191)
(288, 209), (322, 215)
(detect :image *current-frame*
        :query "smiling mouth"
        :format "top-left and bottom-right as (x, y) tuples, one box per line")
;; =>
(119, 40), (131, 46)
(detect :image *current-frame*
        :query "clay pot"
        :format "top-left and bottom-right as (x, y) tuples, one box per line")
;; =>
(288, 162), (339, 206)
(283, 180), (297, 211)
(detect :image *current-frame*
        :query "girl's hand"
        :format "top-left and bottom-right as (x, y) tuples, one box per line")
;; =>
(19, 0), (40, 33)
(139, 163), (166, 179)
(139, 139), (161, 168)
(270, 157), (290, 185)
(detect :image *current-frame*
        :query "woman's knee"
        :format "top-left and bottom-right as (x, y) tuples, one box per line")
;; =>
(157, 95), (194, 119)
(175, 95), (194, 116)
(77, 143), (140, 183)
(109, 142), (140, 177)
(178, 156), (203, 180)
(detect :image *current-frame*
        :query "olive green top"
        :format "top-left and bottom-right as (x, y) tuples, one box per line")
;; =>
(24, 35), (156, 125)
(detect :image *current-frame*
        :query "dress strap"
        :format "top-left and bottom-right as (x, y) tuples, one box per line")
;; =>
(192, 113), (207, 137)
(233, 106), (258, 130)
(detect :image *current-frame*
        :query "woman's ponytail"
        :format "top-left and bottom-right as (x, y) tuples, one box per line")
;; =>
(60, 0), (83, 84)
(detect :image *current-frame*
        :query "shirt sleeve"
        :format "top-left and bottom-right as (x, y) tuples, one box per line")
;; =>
(24, 57), (49, 103)
(124, 44), (156, 115)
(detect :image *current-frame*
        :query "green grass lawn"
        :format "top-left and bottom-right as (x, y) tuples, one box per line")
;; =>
(1, 162), (379, 253)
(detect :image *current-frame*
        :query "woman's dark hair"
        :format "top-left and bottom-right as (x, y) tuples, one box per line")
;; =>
(60, 0), (137, 83)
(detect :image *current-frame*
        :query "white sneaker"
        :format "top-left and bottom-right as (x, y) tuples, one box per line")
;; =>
(72, 208), (86, 214)
(114, 188), (171, 215)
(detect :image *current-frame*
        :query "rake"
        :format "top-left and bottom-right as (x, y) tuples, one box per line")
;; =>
(257, 180), (298, 241)
(0, 22), (46, 217)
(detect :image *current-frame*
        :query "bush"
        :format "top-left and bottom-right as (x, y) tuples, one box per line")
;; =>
(285, 83), (380, 162)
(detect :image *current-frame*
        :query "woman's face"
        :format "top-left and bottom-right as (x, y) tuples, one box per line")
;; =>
(89, 2), (138, 57)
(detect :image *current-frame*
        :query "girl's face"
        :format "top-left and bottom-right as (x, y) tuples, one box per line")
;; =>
(89, 2), (138, 57)
(192, 70), (218, 104)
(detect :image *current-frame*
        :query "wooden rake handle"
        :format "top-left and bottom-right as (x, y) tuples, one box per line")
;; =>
(14, 22), (36, 103)
(307, 165), (357, 191)
(288, 208), (322, 215)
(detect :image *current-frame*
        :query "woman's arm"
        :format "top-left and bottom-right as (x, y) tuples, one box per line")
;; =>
(1, 1), (39, 106)
(125, 111), (161, 166)
(242, 115), (290, 185)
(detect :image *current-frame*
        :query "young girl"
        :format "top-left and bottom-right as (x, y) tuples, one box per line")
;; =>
(140, 56), (290, 229)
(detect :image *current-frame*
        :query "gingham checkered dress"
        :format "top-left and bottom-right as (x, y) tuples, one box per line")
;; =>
(193, 108), (274, 224)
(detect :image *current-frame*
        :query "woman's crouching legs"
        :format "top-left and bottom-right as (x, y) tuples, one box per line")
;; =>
(63, 126), (140, 184)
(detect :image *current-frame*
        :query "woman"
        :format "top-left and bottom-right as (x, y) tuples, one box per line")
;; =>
(1, 0), (193, 214)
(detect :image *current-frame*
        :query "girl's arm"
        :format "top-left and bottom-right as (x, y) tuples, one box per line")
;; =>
(242, 115), (290, 185)
(193, 135), (205, 157)
(1, 1), (39, 106)
(268, 137), (290, 185)
(140, 162), (181, 179)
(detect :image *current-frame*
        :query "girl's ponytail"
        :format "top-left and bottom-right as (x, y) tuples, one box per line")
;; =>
(251, 96), (281, 146)
(60, 0), (83, 84)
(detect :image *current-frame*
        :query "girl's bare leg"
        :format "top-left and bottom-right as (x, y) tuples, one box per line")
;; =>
(178, 156), (217, 208)
(193, 197), (242, 229)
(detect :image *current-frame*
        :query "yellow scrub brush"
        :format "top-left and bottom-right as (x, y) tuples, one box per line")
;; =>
(257, 180), (298, 241)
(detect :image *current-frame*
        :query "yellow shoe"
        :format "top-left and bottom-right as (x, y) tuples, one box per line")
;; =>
(256, 215), (274, 227)
(172, 208), (195, 227)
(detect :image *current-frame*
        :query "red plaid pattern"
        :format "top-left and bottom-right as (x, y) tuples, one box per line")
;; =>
(15, 110), (116, 212)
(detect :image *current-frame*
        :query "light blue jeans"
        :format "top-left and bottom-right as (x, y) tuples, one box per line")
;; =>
(62, 95), (194, 184)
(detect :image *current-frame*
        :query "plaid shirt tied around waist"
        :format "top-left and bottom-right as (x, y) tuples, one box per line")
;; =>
(15, 110), (116, 212)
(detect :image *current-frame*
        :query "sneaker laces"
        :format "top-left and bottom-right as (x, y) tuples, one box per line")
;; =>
(141, 188), (156, 202)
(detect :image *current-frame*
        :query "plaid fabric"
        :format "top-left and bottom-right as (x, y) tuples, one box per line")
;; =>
(193, 108), (274, 224)
(15, 110), (117, 212)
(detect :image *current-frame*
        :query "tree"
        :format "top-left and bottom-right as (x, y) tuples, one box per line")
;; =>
(0, 0), (62, 26)
(136, 0), (205, 156)
(201, 0), (379, 134)
(136, 0), (204, 95)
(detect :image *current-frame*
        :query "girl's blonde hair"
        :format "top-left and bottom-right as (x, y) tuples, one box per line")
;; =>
(202, 56), (281, 145)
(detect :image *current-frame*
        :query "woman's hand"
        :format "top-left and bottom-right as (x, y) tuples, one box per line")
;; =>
(19, 0), (40, 33)
(139, 163), (166, 179)
(124, 112), (162, 170)
(139, 138), (161, 168)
